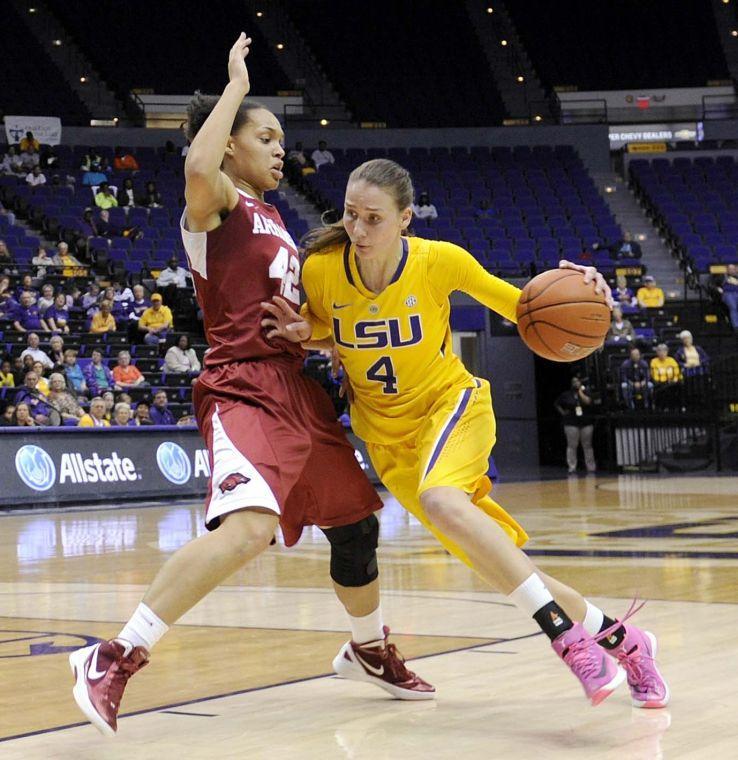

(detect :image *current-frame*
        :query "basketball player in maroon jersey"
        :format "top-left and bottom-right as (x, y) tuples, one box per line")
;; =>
(69, 34), (433, 737)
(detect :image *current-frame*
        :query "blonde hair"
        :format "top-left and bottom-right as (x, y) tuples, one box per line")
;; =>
(302, 159), (414, 256)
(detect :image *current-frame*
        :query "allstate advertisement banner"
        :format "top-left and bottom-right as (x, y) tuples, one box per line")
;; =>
(1, 428), (379, 508)
(5, 116), (63, 146)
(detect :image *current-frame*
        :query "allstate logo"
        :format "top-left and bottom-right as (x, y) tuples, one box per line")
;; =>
(156, 442), (191, 485)
(15, 445), (56, 492)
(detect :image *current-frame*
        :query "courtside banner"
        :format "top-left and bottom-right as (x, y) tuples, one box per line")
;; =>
(0, 427), (380, 507)
(5, 115), (63, 146)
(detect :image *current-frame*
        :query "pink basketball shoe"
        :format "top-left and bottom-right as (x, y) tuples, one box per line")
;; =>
(333, 626), (436, 700)
(610, 626), (670, 708)
(552, 623), (626, 705)
(69, 639), (149, 736)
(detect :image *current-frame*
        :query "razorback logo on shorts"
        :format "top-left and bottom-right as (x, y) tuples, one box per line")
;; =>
(219, 472), (251, 493)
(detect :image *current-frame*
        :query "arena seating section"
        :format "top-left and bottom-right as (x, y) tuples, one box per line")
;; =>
(44, 1), (290, 98)
(507, 0), (728, 90)
(0, 146), (312, 422)
(629, 156), (738, 275)
(306, 144), (622, 275)
(1, 5), (90, 125)
(287, 1), (507, 127)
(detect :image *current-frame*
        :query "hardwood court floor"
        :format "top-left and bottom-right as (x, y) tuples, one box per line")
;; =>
(1, 474), (738, 759)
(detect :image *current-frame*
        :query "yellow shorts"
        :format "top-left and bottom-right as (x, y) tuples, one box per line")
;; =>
(367, 378), (528, 569)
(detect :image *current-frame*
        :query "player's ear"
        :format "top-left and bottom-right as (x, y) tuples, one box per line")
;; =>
(400, 207), (412, 231)
(224, 136), (236, 158)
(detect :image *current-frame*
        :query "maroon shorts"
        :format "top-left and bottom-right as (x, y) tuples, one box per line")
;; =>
(193, 356), (381, 546)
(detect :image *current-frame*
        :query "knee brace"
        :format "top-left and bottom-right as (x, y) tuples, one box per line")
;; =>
(322, 514), (379, 587)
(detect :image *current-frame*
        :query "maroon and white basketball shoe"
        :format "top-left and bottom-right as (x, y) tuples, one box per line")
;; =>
(69, 639), (149, 736)
(332, 626), (435, 700)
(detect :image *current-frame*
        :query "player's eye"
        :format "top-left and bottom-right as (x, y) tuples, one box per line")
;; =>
(345, 210), (358, 219)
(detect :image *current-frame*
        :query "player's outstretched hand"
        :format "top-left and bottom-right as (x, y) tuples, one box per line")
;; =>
(558, 260), (614, 309)
(228, 32), (252, 92)
(330, 346), (354, 403)
(261, 296), (313, 342)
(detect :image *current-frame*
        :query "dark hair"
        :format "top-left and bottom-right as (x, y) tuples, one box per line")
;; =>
(185, 91), (268, 142)
(302, 159), (414, 255)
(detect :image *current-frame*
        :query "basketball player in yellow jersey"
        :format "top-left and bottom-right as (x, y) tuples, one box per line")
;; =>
(262, 158), (669, 710)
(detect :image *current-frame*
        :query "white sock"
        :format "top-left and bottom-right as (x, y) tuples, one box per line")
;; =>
(581, 600), (605, 636)
(117, 602), (169, 652)
(507, 573), (554, 617)
(348, 606), (384, 645)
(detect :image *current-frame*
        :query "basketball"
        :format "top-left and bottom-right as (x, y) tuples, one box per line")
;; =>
(516, 269), (610, 362)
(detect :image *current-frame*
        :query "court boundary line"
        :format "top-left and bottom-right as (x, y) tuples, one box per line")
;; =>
(0, 634), (547, 745)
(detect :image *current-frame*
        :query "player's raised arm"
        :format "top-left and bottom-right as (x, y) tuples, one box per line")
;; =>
(184, 33), (252, 222)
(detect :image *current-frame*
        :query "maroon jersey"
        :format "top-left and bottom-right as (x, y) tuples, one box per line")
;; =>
(180, 189), (304, 367)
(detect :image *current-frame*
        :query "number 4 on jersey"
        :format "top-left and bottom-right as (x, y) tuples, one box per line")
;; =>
(269, 246), (301, 304)
(366, 356), (398, 394)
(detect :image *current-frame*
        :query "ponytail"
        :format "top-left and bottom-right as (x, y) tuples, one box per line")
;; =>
(301, 220), (350, 257)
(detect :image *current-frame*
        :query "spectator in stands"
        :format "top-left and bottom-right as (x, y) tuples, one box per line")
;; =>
(89, 299), (116, 334)
(475, 198), (493, 220)
(554, 376), (596, 475)
(311, 140), (335, 171)
(112, 402), (133, 427)
(636, 275), (664, 309)
(0, 201), (16, 229)
(127, 284), (150, 341)
(113, 148), (139, 172)
(112, 401), (134, 426)
(78, 396), (110, 428)
(19, 146), (40, 172)
(26, 165), (46, 188)
(15, 274), (37, 301)
(82, 283), (101, 311)
(19, 132), (40, 153)
(165, 334), (201, 375)
(0, 404), (16, 426)
(32, 247), (52, 278)
(83, 349), (116, 395)
(14, 370), (55, 425)
(102, 390), (115, 422)
(112, 279), (134, 307)
(63, 349), (87, 396)
(0, 359), (14, 388)
(675, 330), (709, 376)
(177, 413), (196, 427)
(133, 401), (153, 426)
(112, 350), (147, 390)
(33, 361), (50, 395)
(0, 241), (15, 275)
(650, 343), (681, 410)
(53, 241), (84, 278)
(716, 263), (738, 330)
(141, 180), (163, 208)
(80, 148), (102, 172)
(613, 275), (637, 309)
(138, 293), (173, 344)
(156, 256), (192, 307)
(12, 403), (36, 427)
(150, 389), (176, 425)
(3, 146), (25, 175)
(12, 357), (28, 385)
(595, 230), (642, 261)
(48, 335), (65, 368)
(95, 182), (119, 210)
(13, 292), (49, 332)
(117, 178), (137, 208)
(412, 192), (438, 221)
(82, 167), (108, 187)
(619, 347), (653, 410)
(37, 283), (55, 314)
(285, 141), (311, 183)
(45, 293), (70, 334)
(20, 333), (53, 369)
(607, 305), (635, 343)
(0, 290), (16, 322)
(47, 372), (84, 422)
(0, 274), (12, 298)
(39, 146), (59, 171)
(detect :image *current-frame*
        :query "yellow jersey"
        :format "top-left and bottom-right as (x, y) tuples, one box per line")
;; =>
(301, 237), (521, 444)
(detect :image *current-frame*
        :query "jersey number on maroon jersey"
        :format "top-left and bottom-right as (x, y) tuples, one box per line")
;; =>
(269, 246), (301, 305)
